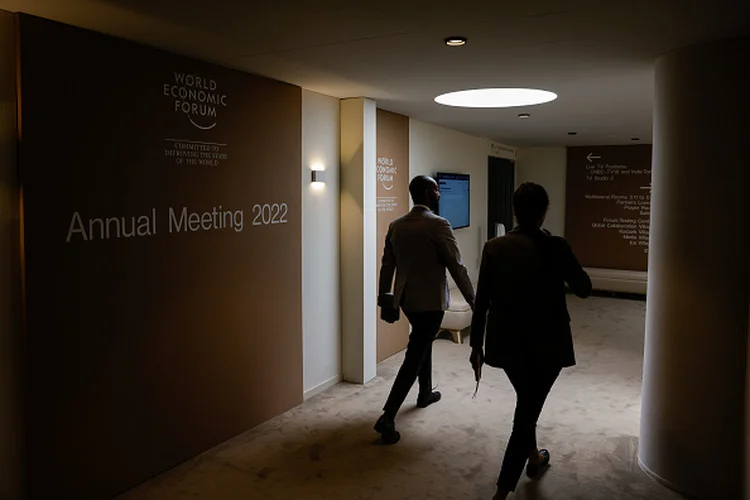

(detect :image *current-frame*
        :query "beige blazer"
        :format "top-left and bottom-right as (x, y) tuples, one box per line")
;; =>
(378, 206), (475, 313)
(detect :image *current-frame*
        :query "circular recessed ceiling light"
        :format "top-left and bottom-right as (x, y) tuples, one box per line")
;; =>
(518, 113), (531, 119)
(568, 131), (578, 135)
(434, 88), (557, 108)
(444, 36), (467, 47)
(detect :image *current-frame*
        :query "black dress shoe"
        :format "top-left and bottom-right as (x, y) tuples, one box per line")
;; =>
(374, 415), (400, 445)
(416, 391), (442, 408)
(526, 449), (550, 478)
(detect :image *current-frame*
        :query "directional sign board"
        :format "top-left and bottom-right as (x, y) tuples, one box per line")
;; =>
(564, 145), (652, 271)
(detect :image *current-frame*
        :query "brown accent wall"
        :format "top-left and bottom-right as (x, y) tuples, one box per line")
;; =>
(0, 9), (22, 500)
(17, 14), (302, 499)
(565, 145), (652, 271)
(376, 109), (409, 362)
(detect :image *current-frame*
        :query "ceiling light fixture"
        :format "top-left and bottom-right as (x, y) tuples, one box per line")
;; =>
(444, 36), (467, 47)
(434, 88), (557, 108)
(518, 113), (531, 119)
(568, 131), (578, 135)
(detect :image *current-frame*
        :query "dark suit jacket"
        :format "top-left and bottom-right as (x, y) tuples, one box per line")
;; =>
(379, 206), (475, 312)
(469, 226), (592, 369)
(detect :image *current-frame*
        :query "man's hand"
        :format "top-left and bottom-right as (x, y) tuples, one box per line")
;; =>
(469, 347), (483, 381)
(379, 293), (399, 323)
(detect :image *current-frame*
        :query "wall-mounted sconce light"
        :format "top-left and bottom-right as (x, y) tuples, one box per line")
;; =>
(311, 169), (326, 183)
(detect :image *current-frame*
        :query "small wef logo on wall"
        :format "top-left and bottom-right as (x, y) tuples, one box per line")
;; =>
(163, 72), (228, 130)
(377, 157), (397, 191)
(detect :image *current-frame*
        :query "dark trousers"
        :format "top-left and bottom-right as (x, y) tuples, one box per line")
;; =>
(497, 364), (561, 491)
(382, 310), (445, 417)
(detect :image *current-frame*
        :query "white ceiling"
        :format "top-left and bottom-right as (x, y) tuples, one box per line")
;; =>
(2, 0), (749, 146)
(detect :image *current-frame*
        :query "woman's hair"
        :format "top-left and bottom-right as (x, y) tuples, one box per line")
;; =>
(513, 182), (549, 227)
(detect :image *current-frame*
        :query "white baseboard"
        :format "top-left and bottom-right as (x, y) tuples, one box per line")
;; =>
(585, 267), (648, 295)
(303, 374), (342, 400)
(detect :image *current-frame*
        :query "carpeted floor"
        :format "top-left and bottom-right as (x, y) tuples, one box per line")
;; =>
(117, 296), (686, 500)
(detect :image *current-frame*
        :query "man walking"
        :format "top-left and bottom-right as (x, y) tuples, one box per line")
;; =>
(374, 175), (475, 444)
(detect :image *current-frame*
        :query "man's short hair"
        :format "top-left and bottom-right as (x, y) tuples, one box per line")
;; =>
(513, 182), (549, 226)
(409, 175), (435, 203)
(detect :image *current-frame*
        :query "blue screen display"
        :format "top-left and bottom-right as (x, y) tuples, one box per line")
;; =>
(437, 172), (470, 229)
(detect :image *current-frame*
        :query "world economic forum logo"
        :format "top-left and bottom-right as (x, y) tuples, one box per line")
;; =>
(163, 72), (228, 130)
(377, 157), (397, 191)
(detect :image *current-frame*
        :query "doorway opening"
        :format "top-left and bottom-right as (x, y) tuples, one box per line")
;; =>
(487, 156), (515, 239)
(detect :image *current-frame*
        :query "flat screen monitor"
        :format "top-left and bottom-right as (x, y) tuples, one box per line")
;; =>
(436, 172), (470, 229)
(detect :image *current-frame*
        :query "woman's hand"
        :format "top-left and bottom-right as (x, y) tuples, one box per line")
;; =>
(470, 348), (484, 381)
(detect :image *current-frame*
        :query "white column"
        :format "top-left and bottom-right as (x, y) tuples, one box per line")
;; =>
(340, 97), (377, 384)
(301, 90), (342, 398)
(639, 37), (750, 500)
